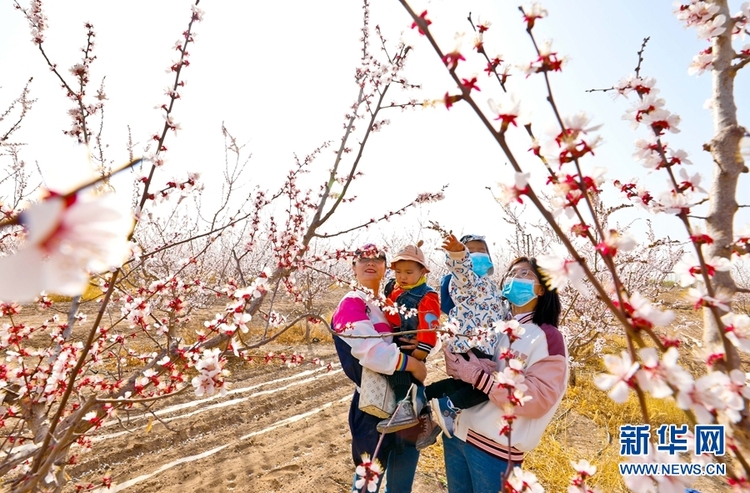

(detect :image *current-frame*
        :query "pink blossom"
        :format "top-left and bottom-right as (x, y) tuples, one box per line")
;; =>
(414, 191), (445, 204)
(628, 292), (676, 329)
(68, 63), (88, 78)
(596, 230), (636, 257)
(650, 190), (693, 214)
(495, 172), (530, 205)
(722, 312), (750, 353)
(697, 14), (727, 38)
(632, 136), (660, 161)
(675, 1), (720, 29)
(564, 112), (603, 135)
(190, 4), (205, 22)
(673, 253), (731, 287)
(678, 370), (750, 423)
(536, 246), (589, 295)
(476, 16), (492, 33)
(669, 148), (692, 165)
(519, 39), (565, 75)
(685, 285), (731, 311)
(570, 459), (597, 477)
(522, 3), (548, 30)
(541, 113), (602, 166)
(191, 347), (228, 397)
(23, 0), (47, 44)
(568, 458), (602, 493)
(354, 453), (383, 492)
(506, 466), (544, 493)
(410, 10), (432, 36)
(494, 319), (526, 342)
(615, 74), (659, 98)
(0, 192), (132, 303)
(636, 347), (693, 398)
(689, 49), (714, 75)
(623, 94), (666, 129)
(442, 36), (466, 71)
(676, 168), (706, 193)
(164, 114), (182, 134)
(488, 94), (525, 130)
(642, 108), (681, 135)
(594, 351), (639, 403)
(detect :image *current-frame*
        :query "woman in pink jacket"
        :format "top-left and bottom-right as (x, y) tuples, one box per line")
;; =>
(438, 256), (567, 493)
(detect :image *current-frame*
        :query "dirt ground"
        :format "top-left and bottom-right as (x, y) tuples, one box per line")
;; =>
(62, 342), (447, 493)
(6, 291), (734, 493)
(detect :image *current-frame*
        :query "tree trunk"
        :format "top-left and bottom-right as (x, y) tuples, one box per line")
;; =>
(702, 0), (750, 467)
(703, 0), (745, 372)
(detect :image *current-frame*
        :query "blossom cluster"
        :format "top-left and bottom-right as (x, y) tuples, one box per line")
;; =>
(399, 1), (750, 490)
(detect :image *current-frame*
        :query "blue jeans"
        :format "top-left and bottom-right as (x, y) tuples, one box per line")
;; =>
(351, 443), (420, 493)
(443, 435), (511, 493)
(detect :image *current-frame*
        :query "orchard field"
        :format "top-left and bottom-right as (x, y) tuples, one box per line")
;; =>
(2, 1), (750, 492)
(4, 287), (727, 493)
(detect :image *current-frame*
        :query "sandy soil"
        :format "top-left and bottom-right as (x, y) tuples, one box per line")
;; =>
(8, 292), (732, 493)
(63, 342), (446, 493)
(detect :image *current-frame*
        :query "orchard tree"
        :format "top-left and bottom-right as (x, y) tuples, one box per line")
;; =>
(0, 1), (446, 491)
(393, 1), (750, 492)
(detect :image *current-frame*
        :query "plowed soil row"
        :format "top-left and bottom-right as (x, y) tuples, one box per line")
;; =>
(64, 344), (445, 493)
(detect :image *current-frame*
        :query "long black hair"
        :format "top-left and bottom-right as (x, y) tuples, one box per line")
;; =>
(505, 256), (561, 327)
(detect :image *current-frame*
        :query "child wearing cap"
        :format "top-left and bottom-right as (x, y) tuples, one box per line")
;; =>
(378, 241), (443, 449)
(427, 233), (510, 438)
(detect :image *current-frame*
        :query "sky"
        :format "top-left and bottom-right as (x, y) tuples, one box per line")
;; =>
(1, 0), (749, 261)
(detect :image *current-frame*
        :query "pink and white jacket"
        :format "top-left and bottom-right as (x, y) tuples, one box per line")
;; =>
(331, 290), (406, 376)
(452, 314), (568, 462)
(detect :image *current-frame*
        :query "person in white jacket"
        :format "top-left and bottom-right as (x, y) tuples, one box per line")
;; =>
(439, 256), (567, 493)
(332, 244), (428, 493)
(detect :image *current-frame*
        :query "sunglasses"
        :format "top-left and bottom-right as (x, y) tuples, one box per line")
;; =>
(355, 257), (386, 264)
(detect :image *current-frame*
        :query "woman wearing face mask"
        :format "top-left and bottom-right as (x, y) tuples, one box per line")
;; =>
(437, 256), (566, 493)
(426, 234), (509, 438)
(332, 244), (428, 493)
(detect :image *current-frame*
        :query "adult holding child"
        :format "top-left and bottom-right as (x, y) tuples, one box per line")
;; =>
(332, 244), (427, 493)
(439, 256), (567, 493)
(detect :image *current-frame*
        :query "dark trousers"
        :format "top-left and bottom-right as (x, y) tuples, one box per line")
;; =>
(387, 370), (415, 402)
(425, 348), (492, 410)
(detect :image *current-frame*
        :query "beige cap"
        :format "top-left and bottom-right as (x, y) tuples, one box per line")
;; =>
(390, 240), (430, 273)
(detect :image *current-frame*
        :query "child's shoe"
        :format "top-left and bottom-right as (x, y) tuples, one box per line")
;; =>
(430, 396), (459, 438)
(376, 399), (420, 433)
(415, 412), (442, 450)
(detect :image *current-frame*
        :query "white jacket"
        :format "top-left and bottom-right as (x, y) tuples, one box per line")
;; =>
(452, 318), (568, 460)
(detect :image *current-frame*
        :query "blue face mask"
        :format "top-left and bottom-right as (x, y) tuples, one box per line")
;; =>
(470, 252), (493, 277)
(502, 278), (538, 307)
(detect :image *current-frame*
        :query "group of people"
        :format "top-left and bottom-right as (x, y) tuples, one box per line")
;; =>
(332, 234), (568, 493)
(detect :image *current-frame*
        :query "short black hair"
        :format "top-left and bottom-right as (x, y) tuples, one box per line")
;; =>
(505, 256), (561, 327)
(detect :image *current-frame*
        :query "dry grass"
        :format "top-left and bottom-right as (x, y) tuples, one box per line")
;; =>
(414, 288), (719, 492)
(526, 372), (692, 492)
(46, 282), (104, 302)
(416, 437), (447, 488)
